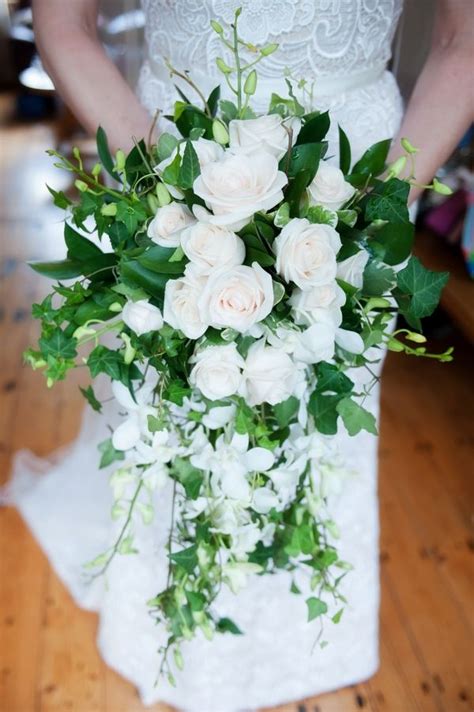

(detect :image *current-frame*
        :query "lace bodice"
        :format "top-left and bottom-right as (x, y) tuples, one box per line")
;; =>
(138, 0), (405, 164)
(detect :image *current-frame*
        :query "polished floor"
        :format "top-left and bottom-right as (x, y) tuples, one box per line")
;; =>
(0, 98), (473, 712)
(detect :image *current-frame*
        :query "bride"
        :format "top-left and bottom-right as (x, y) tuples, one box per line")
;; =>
(11, 1), (472, 710)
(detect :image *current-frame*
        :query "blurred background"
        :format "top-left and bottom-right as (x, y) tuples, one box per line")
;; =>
(0, 1), (472, 711)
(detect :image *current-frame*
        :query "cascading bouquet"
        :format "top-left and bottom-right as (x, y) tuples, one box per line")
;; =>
(26, 10), (452, 684)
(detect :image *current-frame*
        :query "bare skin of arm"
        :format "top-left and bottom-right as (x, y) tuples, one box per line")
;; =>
(390, 0), (474, 202)
(32, 0), (153, 152)
(33, 0), (473, 185)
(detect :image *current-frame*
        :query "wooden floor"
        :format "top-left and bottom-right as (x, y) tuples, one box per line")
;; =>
(0, 98), (473, 712)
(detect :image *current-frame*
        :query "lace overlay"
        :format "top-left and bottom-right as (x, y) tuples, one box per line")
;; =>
(9, 2), (405, 710)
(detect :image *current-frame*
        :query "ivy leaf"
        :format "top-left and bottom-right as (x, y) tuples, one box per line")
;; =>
(39, 328), (77, 360)
(306, 597), (328, 621)
(370, 222), (414, 265)
(273, 396), (299, 428)
(87, 345), (123, 380)
(365, 178), (410, 224)
(46, 184), (72, 209)
(115, 201), (147, 234)
(308, 392), (340, 435)
(315, 363), (353, 396)
(363, 260), (396, 296)
(216, 617), (243, 635)
(98, 437), (125, 468)
(173, 457), (203, 500)
(336, 397), (378, 436)
(332, 609), (344, 624)
(396, 256), (449, 319)
(164, 380), (191, 406)
(169, 544), (198, 574)
(79, 385), (102, 412)
(179, 140), (201, 189)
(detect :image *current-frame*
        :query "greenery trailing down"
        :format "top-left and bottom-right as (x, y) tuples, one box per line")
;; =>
(25, 7), (453, 686)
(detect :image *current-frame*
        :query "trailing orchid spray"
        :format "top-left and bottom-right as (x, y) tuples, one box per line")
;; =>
(26, 9), (452, 686)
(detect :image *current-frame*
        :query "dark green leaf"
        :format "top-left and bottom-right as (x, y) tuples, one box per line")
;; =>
(29, 259), (83, 280)
(39, 328), (77, 360)
(308, 392), (340, 435)
(338, 125), (351, 174)
(80, 385), (102, 412)
(297, 111), (330, 144)
(173, 458), (203, 500)
(96, 126), (120, 181)
(175, 105), (213, 140)
(370, 222), (414, 265)
(178, 140), (201, 189)
(65, 223), (103, 262)
(120, 260), (168, 303)
(98, 437), (125, 468)
(396, 256), (449, 319)
(286, 142), (322, 181)
(273, 396), (299, 428)
(364, 178), (410, 224)
(207, 85), (221, 117)
(336, 397), (378, 436)
(163, 380), (191, 406)
(46, 184), (72, 209)
(352, 138), (391, 177)
(169, 544), (198, 574)
(316, 363), (354, 396)
(216, 617), (243, 635)
(363, 260), (396, 296)
(87, 345), (123, 380)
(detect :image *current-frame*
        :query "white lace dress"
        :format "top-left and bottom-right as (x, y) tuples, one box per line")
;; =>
(9, 2), (405, 710)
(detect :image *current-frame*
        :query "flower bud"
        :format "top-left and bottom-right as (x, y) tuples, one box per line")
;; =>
(216, 57), (233, 74)
(210, 19), (223, 34)
(261, 43), (279, 56)
(147, 193), (159, 213)
(73, 324), (97, 340)
(156, 182), (171, 206)
(72, 146), (81, 161)
(120, 332), (136, 364)
(387, 155), (407, 178)
(115, 149), (126, 172)
(74, 179), (89, 193)
(432, 178), (453, 196)
(401, 137), (419, 154)
(121, 299), (163, 336)
(173, 647), (184, 671)
(92, 162), (102, 177)
(212, 119), (229, 145)
(244, 69), (257, 96)
(405, 331), (427, 343)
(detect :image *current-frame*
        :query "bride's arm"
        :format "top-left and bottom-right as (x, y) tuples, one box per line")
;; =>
(390, 0), (473, 201)
(32, 0), (153, 151)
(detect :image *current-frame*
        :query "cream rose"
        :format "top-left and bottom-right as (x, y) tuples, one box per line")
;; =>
(290, 282), (346, 327)
(293, 323), (336, 364)
(121, 299), (163, 336)
(274, 218), (341, 290)
(336, 249), (370, 289)
(193, 151), (287, 231)
(229, 115), (301, 160)
(242, 341), (297, 406)
(308, 162), (355, 211)
(189, 343), (245, 400)
(198, 263), (273, 333)
(180, 222), (245, 275)
(147, 202), (195, 247)
(163, 264), (207, 339)
(156, 137), (224, 173)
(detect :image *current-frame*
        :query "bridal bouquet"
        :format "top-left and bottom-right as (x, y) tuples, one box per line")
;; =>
(26, 11), (451, 683)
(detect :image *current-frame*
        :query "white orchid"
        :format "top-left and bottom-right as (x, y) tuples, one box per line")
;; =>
(111, 376), (157, 452)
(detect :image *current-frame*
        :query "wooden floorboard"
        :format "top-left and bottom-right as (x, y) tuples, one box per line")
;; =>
(0, 97), (473, 712)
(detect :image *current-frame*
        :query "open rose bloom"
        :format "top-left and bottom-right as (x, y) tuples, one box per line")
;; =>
(28, 12), (450, 679)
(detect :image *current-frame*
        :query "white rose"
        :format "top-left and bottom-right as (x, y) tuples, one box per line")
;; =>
(274, 218), (341, 290)
(193, 151), (287, 231)
(293, 323), (336, 364)
(198, 263), (273, 333)
(121, 299), (163, 336)
(290, 282), (346, 327)
(180, 222), (245, 275)
(336, 249), (370, 289)
(243, 341), (297, 406)
(189, 343), (245, 400)
(163, 264), (207, 339)
(147, 202), (195, 247)
(156, 137), (224, 174)
(308, 162), (355, 211)
(229, 115), (301, 160)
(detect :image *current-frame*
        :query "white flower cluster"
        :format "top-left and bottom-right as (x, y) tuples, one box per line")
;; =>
(121, 120), (365, 408)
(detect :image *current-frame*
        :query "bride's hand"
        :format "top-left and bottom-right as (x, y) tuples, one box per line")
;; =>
(32, 0), (155, 152)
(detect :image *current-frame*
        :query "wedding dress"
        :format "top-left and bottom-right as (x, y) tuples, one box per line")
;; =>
(8, 2), (405, 710)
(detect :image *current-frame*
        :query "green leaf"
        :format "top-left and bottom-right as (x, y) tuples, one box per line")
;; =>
(297, 112), (330, 145)
(79, 385), (102, 412)
(370, 222), (414, 266)
(29, 259), (83, 280)
(306, 597), (328, 621)
(39, 328), (77, 360)
(207, 85), (221, 117)
(96, 126), (120, 181)
(336, 397), (378, 436)
(156, 132), (179, 162)
(219, 100), (238, 122)
(308, 392), (340, 435)
(120, 260), (168, 302)
(332, 609), (344, 624)
(179, 140), (201, 189)
(235, 400), (256, 435)
(365, 178), (410, 224)
(216, 617), (243, 635)
(175, 105), (213, 140)
(116, 201), (147, 234)
(274, 202), (290, 228)
(46, 184), (72, 209)
(164, 380), (191, 406)
(316, 363), (354, 396)
(396, 256), (449, 319)
(173, 457), (204, 500)
(306, 204), (338, 228)
(162, 152), (182, 186)
(286, 142), (322, 182)
(98, 437), (125, 468)
(273, 396), (299, 428)
(337, 209), (358, 228)
(363, 260), (396, 296)
(352, 139), (391, 177)
(338, 125), (351, 174)
(64, 223), (103, 262)
(169, 544), (198, 574)
(87, 345), (123, 380)
(185, 590), (206, 612)
(244, 246), (275, 267)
